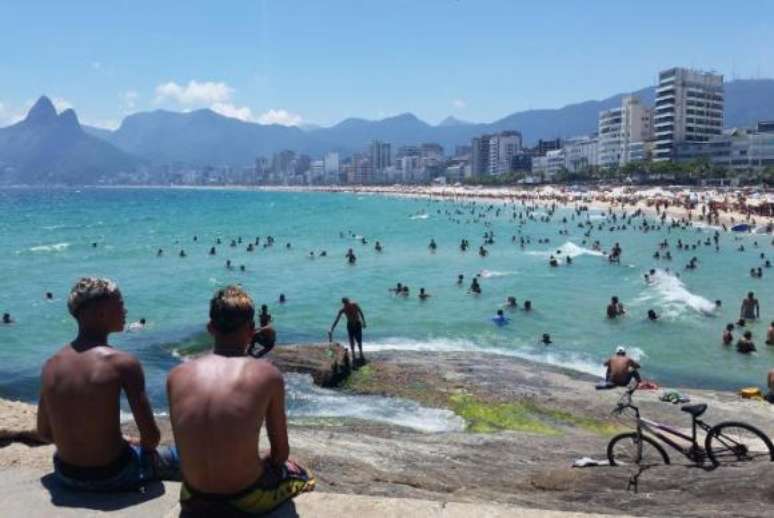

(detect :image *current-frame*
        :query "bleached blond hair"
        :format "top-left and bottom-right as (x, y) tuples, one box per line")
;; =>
(209, 285), (255, 334)
(67, 277), (121, 317)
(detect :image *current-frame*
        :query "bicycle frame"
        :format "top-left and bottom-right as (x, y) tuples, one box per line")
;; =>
(637, 415), (712, 460)
(616, 390), (711, 462)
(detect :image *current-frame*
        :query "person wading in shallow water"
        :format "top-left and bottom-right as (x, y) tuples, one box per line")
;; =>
(329, 297), (367, 365)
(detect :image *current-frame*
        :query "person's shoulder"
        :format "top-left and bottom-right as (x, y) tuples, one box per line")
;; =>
(245, 358), (283, 385)
(106, 348), (143, 373)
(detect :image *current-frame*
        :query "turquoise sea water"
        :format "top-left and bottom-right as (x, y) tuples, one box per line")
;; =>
(0, 188), (772, 425)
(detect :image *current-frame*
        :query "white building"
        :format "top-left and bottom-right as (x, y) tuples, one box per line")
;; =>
(653, 67), (724, 161)
(488, 131), (522, 175)
(324, 152), (339, 174)
(563, 136), (599, 172)
(598, 96), (653, 168)
(675, 122), (774, 170)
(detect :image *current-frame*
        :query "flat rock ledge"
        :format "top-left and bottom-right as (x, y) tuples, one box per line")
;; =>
(268, 342), (351, 388)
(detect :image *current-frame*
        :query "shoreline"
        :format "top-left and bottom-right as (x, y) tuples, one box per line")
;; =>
(94, 183), (774, 230)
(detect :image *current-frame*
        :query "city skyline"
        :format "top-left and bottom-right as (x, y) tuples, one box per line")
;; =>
(2, 1), (774, 129)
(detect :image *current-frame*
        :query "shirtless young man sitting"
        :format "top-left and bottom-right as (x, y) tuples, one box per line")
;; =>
(603, 346), (641, 387)
(37, 277), (179, 492)
(167, 286), (314, 516)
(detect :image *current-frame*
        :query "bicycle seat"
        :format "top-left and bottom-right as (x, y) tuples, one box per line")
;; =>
(680, 404), (707, 417)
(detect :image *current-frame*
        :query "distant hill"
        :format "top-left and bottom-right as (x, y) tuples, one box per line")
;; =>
(102, 108), (329, 166)
(0, 97), (140, 185)
(3, 79), (774, 177)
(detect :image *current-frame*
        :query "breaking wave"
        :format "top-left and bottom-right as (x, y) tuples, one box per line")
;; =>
(526, 241), (605, 259)
(286, 373), (464, 433)
(28, 242), (70, 253)
(635, 270), (716, 319)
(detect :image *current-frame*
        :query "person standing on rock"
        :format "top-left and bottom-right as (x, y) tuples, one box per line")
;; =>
(329, 297), (367, 365)
(167, 285), (315, 515)
(37, 277), (180, 492)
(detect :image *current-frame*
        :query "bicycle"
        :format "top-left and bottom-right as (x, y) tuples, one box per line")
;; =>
(607, 386), (774, 468)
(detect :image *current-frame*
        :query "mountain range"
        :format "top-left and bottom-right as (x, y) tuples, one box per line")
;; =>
(0, 97), (140, 185)
(3, 79), (774, 184)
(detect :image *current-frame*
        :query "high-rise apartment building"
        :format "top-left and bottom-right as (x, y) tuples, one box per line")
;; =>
(653, 68), (724, 161)
(471, 131), (522, 176)
(488, 131), (522, 175)
(470, 135), (491, 176)
(598, 95), (653, 168)
(369, 140), (391, 175)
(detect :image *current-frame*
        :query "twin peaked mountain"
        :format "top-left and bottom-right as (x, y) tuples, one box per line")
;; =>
(2, 79), (774, 185)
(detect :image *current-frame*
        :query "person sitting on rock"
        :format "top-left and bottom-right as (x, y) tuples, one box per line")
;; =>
(167, 286), (314, 515)
(37, 277), (180, 492)
(603, 346), (641, 387)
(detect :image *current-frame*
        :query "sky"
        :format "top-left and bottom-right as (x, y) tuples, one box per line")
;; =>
(1, 0), (773, 129)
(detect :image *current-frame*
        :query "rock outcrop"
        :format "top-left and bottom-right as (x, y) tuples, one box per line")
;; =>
(268, 343), (351, 388)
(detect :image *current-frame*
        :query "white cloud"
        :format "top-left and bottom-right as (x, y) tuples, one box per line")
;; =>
(154, 80), (233, 105)
(53, 97), (73, 112)
(211, 102), (254, 122)
(84, 118), (121, 130)
(121, 90), (139, 110)
(257, 109), (303, 126)
(452, 98), (466, 109)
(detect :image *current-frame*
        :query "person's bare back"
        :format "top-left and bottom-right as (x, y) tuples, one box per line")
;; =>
(167, 354), (286, 494)
(39, 345), (145, 467)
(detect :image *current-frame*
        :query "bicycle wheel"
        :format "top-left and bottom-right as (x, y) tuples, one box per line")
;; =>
(705, 421), (774, 466)
(607, 432), (670, 466)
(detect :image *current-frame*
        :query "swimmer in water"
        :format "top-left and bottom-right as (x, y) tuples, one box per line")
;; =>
(401, 286), (410, 297)
(504, 296), (517, 308)
(722, 323), (734, 346)
(523, 300), (532, 312)
(345, 248), (357, 264)
(249, 305), (276, 358)
(607, 296), (625, 318)
(375, 241), (383, 252)
(491, 309), (509, 327)
(418, 288), (430, 300)
(127, 318), (147, 332)
(389, 282), (403, 294)
(456, 274), (464, 285)
(736, 330), (756, 354)
(209, 246), (216, 255)
(45, 292), (54, 301)
(179, 250), (187, 258)
(647, 309), (658, 321)
(541, 333), (552, 345)
(469, 278), (481, 294)
(278, 294), (286, 304)
(429, 239), (437, 251)
(2, 312), (13, 324)
(157, 249), (163, 257)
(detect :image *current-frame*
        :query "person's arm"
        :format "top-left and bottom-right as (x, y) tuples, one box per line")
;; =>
(330, 310), (343, 333)
(264, 368), (289, 467)
(357, 305), (366, 328)
(755, 301), (760, 318)
(630, 359), (641, 370)
(118, 354), (160, 451)
(36, 391), (53, 444)
(603, 359), (610, 367)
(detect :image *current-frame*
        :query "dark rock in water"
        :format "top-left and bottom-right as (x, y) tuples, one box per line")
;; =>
(268, 343), (351, 388)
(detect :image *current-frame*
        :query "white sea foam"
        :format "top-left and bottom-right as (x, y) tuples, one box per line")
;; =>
(286, 373), (464, 433)
(365, 336), (605, 378)
(28, 242), (70, 253)
(636, 270), (716, 318)
(410, 213), (429, 220)
(478, 269), (516, 279)
(526, 241), (604, 259)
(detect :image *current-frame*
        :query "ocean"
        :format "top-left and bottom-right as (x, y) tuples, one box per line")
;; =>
(0, 187), (771, 428)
